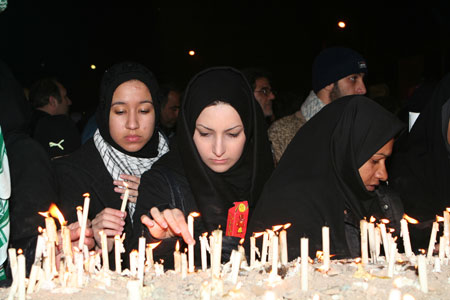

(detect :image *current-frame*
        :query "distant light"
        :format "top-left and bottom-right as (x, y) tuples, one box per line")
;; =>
(90, 64), (96, 70)
(188, 50), (195, 56)
(338, 21), (346, 29)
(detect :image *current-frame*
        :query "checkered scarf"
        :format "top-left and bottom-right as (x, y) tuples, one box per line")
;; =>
(93, 129), (169, 218)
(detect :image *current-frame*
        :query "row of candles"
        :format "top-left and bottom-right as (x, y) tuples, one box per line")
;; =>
(6, 192), (450, 298)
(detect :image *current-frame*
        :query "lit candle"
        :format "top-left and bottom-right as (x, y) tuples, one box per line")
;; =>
(200, 233), (208, 271)
(368, 219), (376, 263)
(100, 230), (109, 271)
(378, 222), (390, 261)
(400, 218), (412, 257)
(230, 250), (241, 284)
(17, 249), (25, 300)
(78, 193), (91, 251)
(76, 206), (83, 224)
(267, 230), (274, 262)
(188, 212), (199, 273)
(137, 236), (146, 283)
(270, 234), (278, 277)
(360, 220), (369, 264)
(261, 231), (269, 264)
(211, 228), (222, 278)
(301, 238), (308, 291)
(8, 248), (17, 282)
(444, 210), (449, 238)
(114, 235), (122, 273)
(129, 250), (138, 277)
(43, 213), (57, 244)
(427, 221), (439, 259)
(280, 223), (290, 265)
(75, 248), (84, 287)
(146, 241), (161, 268)
(181, 249), (188, 279)
(174, 240), (181, 273)
(120, 183), (129, 212)
(34, 228), (45, 264)
(237, 239), (247, 267)
(322, 226), (330, 271)
(417, 254), (428, 293)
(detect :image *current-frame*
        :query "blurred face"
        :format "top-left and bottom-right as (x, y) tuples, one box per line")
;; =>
(193, 103), (246, 173)
(330, 73), (366, 101)
(253, 77), (275, 117)
(160, 90), (181, 128)
(109, 80), (155, 152)
(358, 139), (394, 191)
(54, 82), (72, 115)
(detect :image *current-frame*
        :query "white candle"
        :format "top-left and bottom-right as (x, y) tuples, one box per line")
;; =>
(211, 229), (222, 278)
(187, 213), (195, 273)
(61, 224), (73, 259)
(400, 219), (413, 257)
(270, 235), (278, 277)
(26, 264), (39, 294)
(301, 238), (308, 291)
(439, 236), (446, 260)
(45, 216), (58, 244)
(76, 206), (83, 224)
(379, 223), (390, 261)
(127, 279), (142, 300)
(360, 220), (369, 264)
(375, 227), (381, 260)
(322, 226), (330, 271)
(78, 194), (90, 251)
(100, 230), (109, 271)
(444, 210), (449, 238)
(261, 232), (268, 264)
(280, 229), (288, 265)
(137, 236), (146, 283)
(368, 221), (376, 263)
(200, 234), (208, 272)
(433, 257), (441, 273)
(145, 244), (154, 268)
(387, 240), (397, 277)
(174, 240), (181, 273)
(120, 183), (129, 212)
(250, 235), (256, 267)
(17, 250), (25, 300)
(427, 221), (439, 259)
(114, 235), (122, 273)
(417, 254), (428, 293)
(8, 248), (17, 282)
(230, 250), (241, 284)
(129, 250), (138, 277)
(34, 233), (45, 264)
(75, 249), (84, 287)
(181, 251), (188, 279)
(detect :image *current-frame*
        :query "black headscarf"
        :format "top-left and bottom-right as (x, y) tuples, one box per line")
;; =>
(158, 67), (274, 231)
(96, 61), (161, 158)
(247, 95), (405, 259)
(390, 73), (450, 224)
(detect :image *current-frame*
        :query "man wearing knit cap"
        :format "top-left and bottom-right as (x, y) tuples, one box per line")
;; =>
(268, 46), (368, 164)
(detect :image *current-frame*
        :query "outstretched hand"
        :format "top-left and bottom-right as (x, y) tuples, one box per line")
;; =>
(141, 207), (195, 245)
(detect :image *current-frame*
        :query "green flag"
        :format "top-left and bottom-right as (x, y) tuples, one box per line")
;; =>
(0, 126), (10, 280)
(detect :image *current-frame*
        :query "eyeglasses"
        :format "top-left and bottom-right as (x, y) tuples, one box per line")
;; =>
(255, 88), (276, 96)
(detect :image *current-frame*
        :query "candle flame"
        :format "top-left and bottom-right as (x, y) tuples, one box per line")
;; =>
(131, 249), (138, 254)
(83, 193), (90, 198)
(175, 240), (180, 252)
(355, 257), (362, 264)
(38, 211), (49, 218)
(393, 236), (398, 242)
(38, 226), (43, 233)
(283, 223), (291, 230)
(253, 232), (265, 238)
(76, 206), (82, 211)
(49, 203), (67, 226)
(436, 215), (444, 222)
(184, 248), (187, 253)
(316, 250), (324, 262)
(202, 232), (208, 237)
(124, 182), (129, 189)
(272, 225), (283, 232)
(17, 249), (23, 255)
(239, 238), (245, 245)
(189, 212), (200, 218)
(114, 235), (120, 241)
(419, 249), (425, 254)
(403, 214), (419, 224)
(389, 228), (395, 233)
(369, 216), (376, 223)
(89, 251), (96, 256)
(447, 207), (450, 212)
(147, 241), (162, 250)
(380, 219), (390, 224)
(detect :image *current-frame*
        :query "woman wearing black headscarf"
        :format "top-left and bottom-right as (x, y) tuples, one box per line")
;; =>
(136, 67), (274, 266)
(389, 73), (450, 248)
(54, 62), (169, 266)
(246, 95), (405, 260)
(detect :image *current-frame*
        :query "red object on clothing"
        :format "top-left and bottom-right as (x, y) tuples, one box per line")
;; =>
(226, 201), (249, 238)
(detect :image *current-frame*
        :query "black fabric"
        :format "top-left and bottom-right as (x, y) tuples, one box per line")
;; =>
(246, 95), (405, 260)
(389, 73), (450, 248)
(96, 61), (161, 158)
(29, 109), (81, 159)
(53, 140), (137, 268)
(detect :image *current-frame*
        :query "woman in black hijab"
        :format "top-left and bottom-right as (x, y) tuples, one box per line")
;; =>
(136, 67), (274, 265)
(389, 73), (450, 248)
(247, 95), (405, 260)
(54, 62), (169, 266)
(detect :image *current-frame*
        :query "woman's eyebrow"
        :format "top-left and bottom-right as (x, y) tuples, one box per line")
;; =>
(111, 100), (153, 106)
(225, 125), (243, 131)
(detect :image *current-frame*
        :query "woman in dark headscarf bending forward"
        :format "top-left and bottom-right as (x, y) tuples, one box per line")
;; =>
(246, 95), (405, 260)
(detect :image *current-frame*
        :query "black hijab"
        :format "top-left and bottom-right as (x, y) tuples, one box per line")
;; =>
(157, 67), (274, 231)
(390, 73), (450, 224)
(96, 61), (161, 158)
(247, 95), (405, 259)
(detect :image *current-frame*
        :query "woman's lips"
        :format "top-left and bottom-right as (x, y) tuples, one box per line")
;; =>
(211, 159), (227, 164)
(125, 135), (141, 142)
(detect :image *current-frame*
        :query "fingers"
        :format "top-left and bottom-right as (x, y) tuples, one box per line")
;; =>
(92, 208), (126, 239)
(169, 209), (195, 245)
(141, 215), (154, 228)
(150, 207), (168, 229)
(114, 175), (140, 201)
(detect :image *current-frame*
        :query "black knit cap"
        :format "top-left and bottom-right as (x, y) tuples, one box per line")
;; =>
(312, 47), (368, 93)
(96, 61), (161, 158)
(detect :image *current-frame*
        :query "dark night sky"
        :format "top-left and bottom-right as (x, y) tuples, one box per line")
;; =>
(1, 0), (450, 115)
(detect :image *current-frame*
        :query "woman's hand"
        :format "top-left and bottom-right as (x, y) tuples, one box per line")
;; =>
(141, 207), (195, 245)
(92, 208), (126, 252)
(113, 174), (140, 203)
